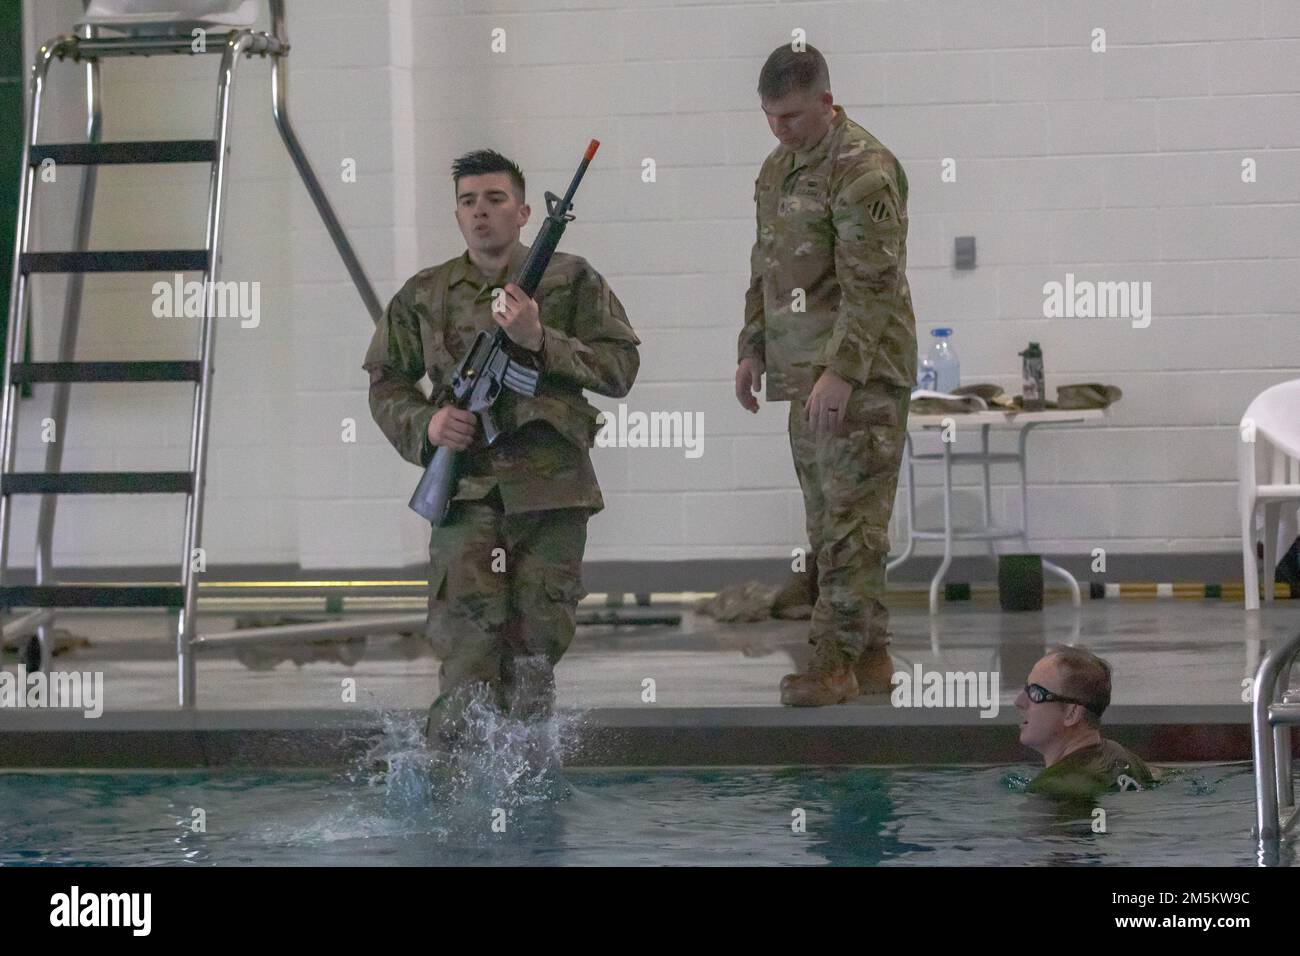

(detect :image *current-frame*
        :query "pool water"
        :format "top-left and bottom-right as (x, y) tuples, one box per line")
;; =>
(0, 754), (1290, 866)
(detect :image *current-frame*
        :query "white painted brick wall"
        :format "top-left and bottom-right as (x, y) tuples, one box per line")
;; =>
(14, 0), (1300, 572)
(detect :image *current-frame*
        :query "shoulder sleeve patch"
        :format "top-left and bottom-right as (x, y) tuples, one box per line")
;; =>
(835, 166), (892, 207)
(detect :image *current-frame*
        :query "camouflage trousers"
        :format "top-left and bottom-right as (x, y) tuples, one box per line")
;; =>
(425, 489), (589, 737)
(788, 381), (910, 659)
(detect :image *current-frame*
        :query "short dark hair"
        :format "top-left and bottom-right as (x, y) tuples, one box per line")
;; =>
(758, 43), (831, 100)
(1048, 646), (1112, 728)
(451, 149), (525, 202)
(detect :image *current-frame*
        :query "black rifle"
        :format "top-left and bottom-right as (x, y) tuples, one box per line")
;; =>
(408, 140), (601, 524)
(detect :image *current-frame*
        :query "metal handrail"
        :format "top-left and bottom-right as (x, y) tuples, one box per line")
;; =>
(32, 24), (102, 674)
(0, 35), (85, 653)
(266, 0), (382, 323)
(1253, 628), (1300, 845)
(175, 27), (252, 706)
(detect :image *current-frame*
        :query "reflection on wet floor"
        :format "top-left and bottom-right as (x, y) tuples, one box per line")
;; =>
(1, 596), (1297, 710)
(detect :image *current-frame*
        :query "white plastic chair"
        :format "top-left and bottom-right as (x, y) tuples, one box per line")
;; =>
(1239, 379), (1300, 610)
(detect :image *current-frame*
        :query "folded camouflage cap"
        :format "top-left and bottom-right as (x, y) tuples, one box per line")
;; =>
(910, 394), (993, 415)
(953, 383), (1010, 405)
(908, 382), (1122, 413)
(1056, 383), (1123, 409)
(911, 383), (1014, 414)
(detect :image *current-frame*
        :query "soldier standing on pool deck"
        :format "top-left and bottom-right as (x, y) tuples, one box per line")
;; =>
(364, 150), (640, 743)
(736, 45), (917, 706)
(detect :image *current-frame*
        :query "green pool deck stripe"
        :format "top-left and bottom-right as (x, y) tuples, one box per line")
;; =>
(0, 706), (1287, 768)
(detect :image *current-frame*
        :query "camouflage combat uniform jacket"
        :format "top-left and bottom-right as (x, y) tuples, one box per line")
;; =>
(738, 105), (917, 399)
(364, 242), (640, 515)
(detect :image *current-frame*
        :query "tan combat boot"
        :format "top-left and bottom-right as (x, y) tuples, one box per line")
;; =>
(779, 642), (859, 706)
(853, 646), (896, 695)
(770, 551), (819, 620)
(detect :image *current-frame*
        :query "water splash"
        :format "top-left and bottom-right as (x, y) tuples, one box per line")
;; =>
(439, 685), (581, 805)
(355, 690), (586, 845)
(352, 709), (440, 810)
(1000, 770), (1033, 793)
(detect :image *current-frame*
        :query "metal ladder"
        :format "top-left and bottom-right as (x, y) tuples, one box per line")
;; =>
(0, 0), (382, 706)
(1253, 628), (1299, 848)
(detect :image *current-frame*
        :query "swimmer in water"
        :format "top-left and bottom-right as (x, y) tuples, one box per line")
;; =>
(1016, 646), (1155, 798)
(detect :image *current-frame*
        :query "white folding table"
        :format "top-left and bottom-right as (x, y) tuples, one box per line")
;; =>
(887, 408), (1110, 613)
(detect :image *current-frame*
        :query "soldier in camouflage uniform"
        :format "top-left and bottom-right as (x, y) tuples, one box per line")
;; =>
(736, 45), (917, 706)
(364, 150), (640, 742)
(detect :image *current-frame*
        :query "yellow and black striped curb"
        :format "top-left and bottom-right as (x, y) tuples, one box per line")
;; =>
(176, 579), (1300, 612)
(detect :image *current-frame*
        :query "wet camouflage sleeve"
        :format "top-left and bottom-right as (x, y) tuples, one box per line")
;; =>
(738, 179), (766, 363)
(541, 266), (640, 398)
(363, 282), (446, 468)
(820, 164), (909, 386)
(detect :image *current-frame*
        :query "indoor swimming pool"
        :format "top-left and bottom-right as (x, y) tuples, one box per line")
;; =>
(0, 761), (1287, 867)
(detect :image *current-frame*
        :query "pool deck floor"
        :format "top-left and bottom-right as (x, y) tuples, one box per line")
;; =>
(2, 594), (1299, 767)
